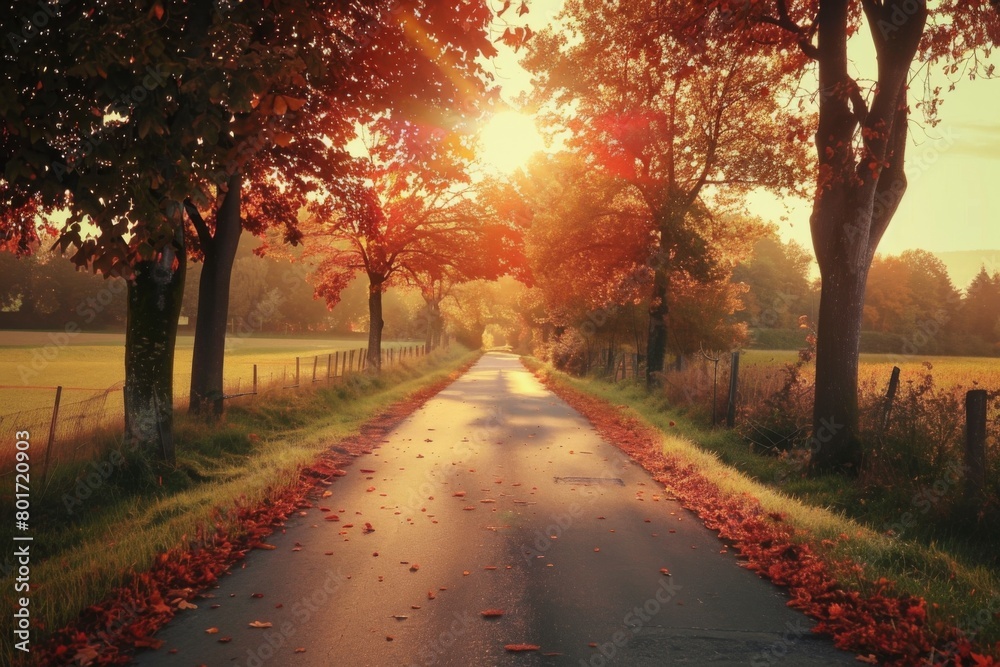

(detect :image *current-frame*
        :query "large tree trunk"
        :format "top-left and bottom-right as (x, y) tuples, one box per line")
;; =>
(806, 0), (922, 475)
(124, 226), (186, 463)
(189, 175), (242, 416)
(645, 265), (669, 387)
(810, 263), (867, 472)
(367, 278), (384, 372)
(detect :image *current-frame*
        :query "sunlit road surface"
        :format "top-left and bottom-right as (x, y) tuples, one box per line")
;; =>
(133, 353), (852, 667)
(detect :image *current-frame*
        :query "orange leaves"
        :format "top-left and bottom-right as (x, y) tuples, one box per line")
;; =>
(248, 620), (273, 629)
(481, 609), (505, 618)
(531, 366), (980, 665)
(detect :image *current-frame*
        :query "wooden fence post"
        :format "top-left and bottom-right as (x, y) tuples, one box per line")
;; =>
(965, 389), (988, 504)
(349, 350), (355, 374)
(726, 351), (740, 428)
(879, 366), (901, 432)
(334, 351), (340, 377)
(312, 356), (318, 383)
(327, 353), (332, 381)
(253, 364), (257, 395)
(42, 386), (62, 480)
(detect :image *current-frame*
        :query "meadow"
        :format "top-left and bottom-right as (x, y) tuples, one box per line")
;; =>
(0, 331), (419, 415)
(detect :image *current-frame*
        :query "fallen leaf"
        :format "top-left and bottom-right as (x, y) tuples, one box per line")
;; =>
(218, 636), (232, 643)
(249, 621), (273, 628)
(294, 648), (306, 653)
(505, 644), (540, 652)
(410, 564), (420, 572)
(481, 609), (504, 617)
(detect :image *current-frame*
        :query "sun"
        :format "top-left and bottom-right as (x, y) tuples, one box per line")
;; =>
(478, 111), (545, 174)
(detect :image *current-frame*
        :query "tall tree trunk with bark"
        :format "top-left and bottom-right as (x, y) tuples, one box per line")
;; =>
(367, 275), (385, 372)
(188, 175), (243, 416)
(807, 0), (924, 474)
(124, 224), (186, 463)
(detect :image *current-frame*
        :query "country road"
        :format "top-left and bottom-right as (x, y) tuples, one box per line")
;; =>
(133, 353), (852, 666)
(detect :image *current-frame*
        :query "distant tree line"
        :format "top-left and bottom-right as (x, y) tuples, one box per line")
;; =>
(735, 237), (1000, 357)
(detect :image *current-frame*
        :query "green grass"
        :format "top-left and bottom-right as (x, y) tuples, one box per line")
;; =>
(0, 332), (423, 414)
(527, 359), (1000, 651)
(0, 346), (477, 665)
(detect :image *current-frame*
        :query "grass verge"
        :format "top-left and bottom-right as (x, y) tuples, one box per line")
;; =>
(524, 358), (1000, 659)
(0, 346), (479, 666)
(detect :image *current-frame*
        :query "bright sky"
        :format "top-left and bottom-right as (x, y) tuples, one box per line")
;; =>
(484, 0), (1000, 259)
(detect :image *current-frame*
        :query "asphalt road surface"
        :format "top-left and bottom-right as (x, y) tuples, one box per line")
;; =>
(133, 353), (853, 667)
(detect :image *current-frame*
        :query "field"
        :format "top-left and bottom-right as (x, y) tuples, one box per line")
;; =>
(0, 331), (419, 415)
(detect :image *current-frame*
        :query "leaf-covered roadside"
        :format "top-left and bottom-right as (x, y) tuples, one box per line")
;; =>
(27, 356), (478, 667)
(527, 361), (999, 667)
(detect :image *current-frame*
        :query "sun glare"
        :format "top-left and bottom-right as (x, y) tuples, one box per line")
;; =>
(478, 111), (545, 174)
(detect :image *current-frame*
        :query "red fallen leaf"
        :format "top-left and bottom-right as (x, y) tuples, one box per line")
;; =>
(73, 646), (100, 665)
(251, 593), (264, 598)
(363, 522), (375, 533)
(481, 609), (504, 617)
(294, 647), (306, 653)
(205, 627), (219, 634)
(594, 548), (600, 552)
(453, 491), (467, 497)
(255, 543), (277, 550)
(463, 506), (476, 511)
(480, 499), (497, 503)
(484, 566), (498, 570)
(248, 621), (272, 628)
(29, 362), (483, 667)
(331, 469), (348, 476)
(427, 590), (437, 600)
(411, 605), (422, 609)
(133, 637), (163, 649)
(325, 515), (340, 521)
(366, 486), (376, 492)
(386, 635), (395, 641)
(660, 568), (671, 576)
(218, 636), (232, 643)
(360, 469), (376, 473)
(505, 644), (540, 652)
(588, 642), (598, 648)
(410, 564), (420, 572)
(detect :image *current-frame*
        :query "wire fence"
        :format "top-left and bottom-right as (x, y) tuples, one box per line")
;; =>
(0, 343), (428, 480)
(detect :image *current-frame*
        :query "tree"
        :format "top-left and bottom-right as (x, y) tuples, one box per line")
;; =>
(524, 0), (811, 386)
(2, 0), (519, 453)
(307, 146), (499, 371)
(722, 0), (999, 472)
(862, 250), (958, 345)
(733, 230), (816, 330)
(961, 267), (1000, 351)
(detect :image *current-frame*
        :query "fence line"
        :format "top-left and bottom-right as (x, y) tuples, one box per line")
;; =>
(0, 343), (429, 479)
